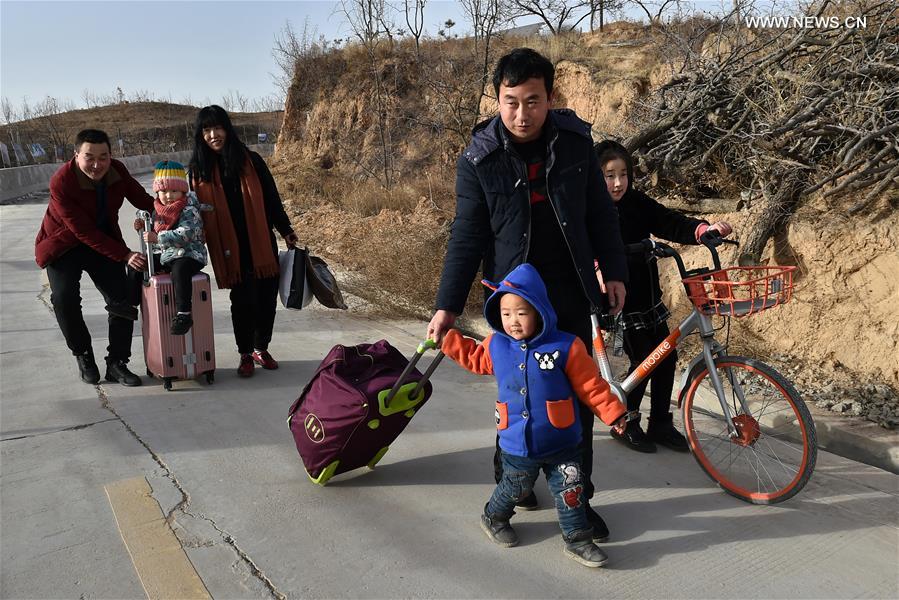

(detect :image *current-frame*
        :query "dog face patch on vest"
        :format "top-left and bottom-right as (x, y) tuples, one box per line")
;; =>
(534, 350), (560, 370)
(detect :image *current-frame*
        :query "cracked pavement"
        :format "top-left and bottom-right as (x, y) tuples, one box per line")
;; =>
(2, 178), (898, 599)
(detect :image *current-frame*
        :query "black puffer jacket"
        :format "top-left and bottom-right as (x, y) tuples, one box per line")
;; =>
(617, 189), (707, 313)
(435, 110), (627, 315)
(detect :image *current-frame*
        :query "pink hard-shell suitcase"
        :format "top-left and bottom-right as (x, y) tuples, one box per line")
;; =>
(137, 210), (215, 390)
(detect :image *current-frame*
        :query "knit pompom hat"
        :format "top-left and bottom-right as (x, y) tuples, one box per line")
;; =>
(152, 160), (189, 193)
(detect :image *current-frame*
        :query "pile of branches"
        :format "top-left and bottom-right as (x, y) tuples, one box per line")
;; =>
(624, 0), (898, 264)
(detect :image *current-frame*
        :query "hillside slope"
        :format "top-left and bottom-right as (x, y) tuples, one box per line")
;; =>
(270, 24), (897, 425)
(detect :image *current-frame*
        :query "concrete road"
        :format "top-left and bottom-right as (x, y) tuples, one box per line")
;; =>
(2, 177), (897, 599)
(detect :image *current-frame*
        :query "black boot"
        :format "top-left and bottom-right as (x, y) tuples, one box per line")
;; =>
(515, 490), (538, 511)
(585, 504), (610, 542)
(647, 412), (689, 452)
(611, 412), (657, 453)
(170, 313), (193, 335)
(480, 505), (518, 548)
(563, 529), (609, 568)
(76, 350), (100, 384)
(105, 360), (142, 387)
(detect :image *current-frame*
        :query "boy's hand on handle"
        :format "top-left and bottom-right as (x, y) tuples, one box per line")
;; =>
(133, 218), (144, 232)
(427, 310), (457, 345)
(283, 232), (299, 248)
(143, 231), (158, 243)
(612, 414), (627, 434)
(126, 252), (147, 271)
(605, 280), (626, 315)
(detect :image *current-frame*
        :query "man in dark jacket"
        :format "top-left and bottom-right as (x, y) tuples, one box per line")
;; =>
(427, 48), (628, 541)
(35, 129), (154, 386)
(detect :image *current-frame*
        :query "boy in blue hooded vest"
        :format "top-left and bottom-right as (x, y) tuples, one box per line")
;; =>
(441, 263), (627, 567)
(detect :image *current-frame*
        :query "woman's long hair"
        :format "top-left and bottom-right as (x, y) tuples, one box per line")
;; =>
(189, 105), (246, 183)
(594, 139), (635, 196)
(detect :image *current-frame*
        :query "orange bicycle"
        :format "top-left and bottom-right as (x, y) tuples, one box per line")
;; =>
(593, 233), (816, 504)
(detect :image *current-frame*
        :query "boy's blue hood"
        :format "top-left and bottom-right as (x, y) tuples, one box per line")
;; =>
(483, 263), (557, 344)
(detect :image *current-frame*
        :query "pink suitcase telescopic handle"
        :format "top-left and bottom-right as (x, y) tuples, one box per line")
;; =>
(382, 339), (445, 407)
(136, 210), (156, 282)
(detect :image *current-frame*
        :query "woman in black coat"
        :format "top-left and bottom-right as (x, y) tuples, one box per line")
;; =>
(190, 105), (298, 378)
(595, 140), (733, 453)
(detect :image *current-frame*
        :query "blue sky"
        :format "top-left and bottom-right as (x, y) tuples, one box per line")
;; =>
(0, 0), (469, 112)
(1, 0), (786, 116)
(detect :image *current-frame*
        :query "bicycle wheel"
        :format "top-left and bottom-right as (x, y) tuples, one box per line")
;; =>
(680, 355), (816, 504)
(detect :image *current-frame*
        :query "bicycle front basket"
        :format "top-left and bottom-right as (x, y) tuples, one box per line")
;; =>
(682, 265), (796, 317)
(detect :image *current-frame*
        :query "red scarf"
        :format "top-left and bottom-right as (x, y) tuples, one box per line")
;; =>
(153, 196), (189, 232)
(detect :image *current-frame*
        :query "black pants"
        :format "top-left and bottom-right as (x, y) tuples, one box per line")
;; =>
(45, 244), (134, 362)
(153, 257), (204, 313)
(229, 272), (279, 354)
(622, 322), (677, 420)
(493, 275), (599, 500)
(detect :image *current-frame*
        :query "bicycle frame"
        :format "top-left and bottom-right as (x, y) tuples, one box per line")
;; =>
(592, 237), (752, 439)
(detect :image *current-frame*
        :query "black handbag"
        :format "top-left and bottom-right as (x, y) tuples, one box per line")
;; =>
(305, 251), (348, 310)
(278, 247), (314, 310)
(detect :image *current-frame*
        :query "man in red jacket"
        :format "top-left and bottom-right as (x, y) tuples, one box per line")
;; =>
(35, 129), (153, 386)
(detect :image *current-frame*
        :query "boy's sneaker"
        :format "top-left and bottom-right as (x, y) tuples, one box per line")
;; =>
(647, 413), (690, 452)
(252, 350), (279, 370)
(480, 513), (518, 548)
(585, 504), (610, 542)
(170, 313), (193, 336)
(515, 491), (538, 511)
(563, 530), (609, 568)
(237, 353), (255, 378)
(611, 414), (657, 453)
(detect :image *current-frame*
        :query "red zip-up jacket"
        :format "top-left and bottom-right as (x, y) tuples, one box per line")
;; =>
(35, 159), (154, 268)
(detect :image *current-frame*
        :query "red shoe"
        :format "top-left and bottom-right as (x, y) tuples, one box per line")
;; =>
(252, 350), (279, 370)
(237, 353), (255, 378)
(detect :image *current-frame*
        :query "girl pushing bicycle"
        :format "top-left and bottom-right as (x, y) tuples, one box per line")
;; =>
(595, 140), (733, 453)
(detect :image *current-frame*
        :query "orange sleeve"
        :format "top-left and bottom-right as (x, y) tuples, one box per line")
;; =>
(441, 330), (494, 376)
(564, 338), (626, 426)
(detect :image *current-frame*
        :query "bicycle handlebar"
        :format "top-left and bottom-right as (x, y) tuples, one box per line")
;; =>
(624, 230), (739, 278)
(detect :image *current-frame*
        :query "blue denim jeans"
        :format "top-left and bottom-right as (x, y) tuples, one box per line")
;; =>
(486, 446), (592, 539)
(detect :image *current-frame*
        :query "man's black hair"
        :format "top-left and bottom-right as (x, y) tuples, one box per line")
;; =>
(189, 104), (247, 183)
(74, 129), (111, 151)
(492, 48), (555, 98)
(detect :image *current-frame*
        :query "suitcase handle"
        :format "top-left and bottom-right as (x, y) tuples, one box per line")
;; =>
(136, 209), (155, 282)
(381, 339), (444, 409)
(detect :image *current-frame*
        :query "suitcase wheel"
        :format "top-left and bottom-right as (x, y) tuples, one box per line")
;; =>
(205, 370), (215, 384)
(367, 446), (390, 470)
(163, 378), (173, 391)
(308, 460), (340, 486)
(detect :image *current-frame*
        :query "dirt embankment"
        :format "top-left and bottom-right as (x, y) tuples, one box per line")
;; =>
(272, 27), (898, 428)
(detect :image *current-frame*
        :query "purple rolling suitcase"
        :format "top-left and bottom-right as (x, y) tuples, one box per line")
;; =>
(287, 339), (443, 484)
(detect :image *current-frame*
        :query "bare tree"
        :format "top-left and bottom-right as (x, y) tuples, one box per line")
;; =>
(629, 0), (681, 24)
(508, 0), (593, 34)
(624, 0), (899, 263)
(404, 0), (427, 58)
(1, 97), (17, 125)
(342, 0), (397, 189)
(460, 0), (507, 117)
(589, 0), (624, 32)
